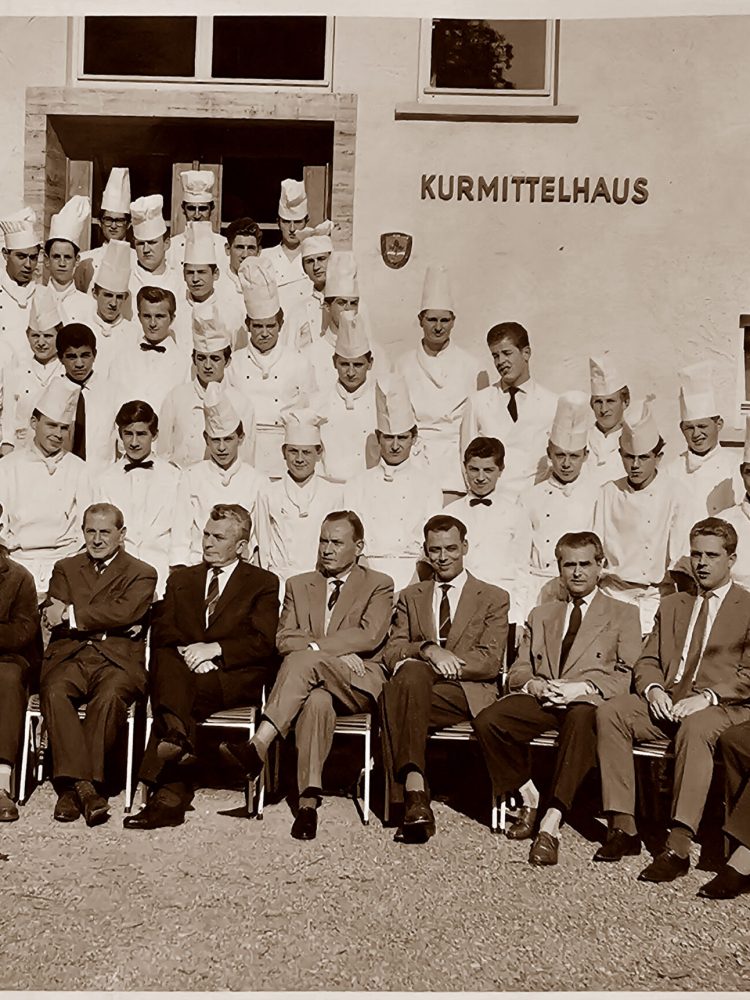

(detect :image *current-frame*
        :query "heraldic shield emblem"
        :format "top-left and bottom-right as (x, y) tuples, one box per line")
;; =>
(380, 232), (413, 269)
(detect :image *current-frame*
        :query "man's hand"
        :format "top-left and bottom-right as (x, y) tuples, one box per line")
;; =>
(542, 680), (592, 707)
(526, 677), (552, 701)
(672, 691), (712, 720)
(42, 597), (69, 630)
(422, 643), (465, 680)
(646, 686), (674, 722)
(194, 661), (219, 675)
(179, 642), (222, 672)
(339, 653), (366, 677)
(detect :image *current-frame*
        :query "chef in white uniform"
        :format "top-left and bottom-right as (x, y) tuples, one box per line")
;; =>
(76, 167), (135, 293)
(170, 383), (267, 568)
(721, 416), (750, 592)
(446, 435), (532, 623)
(43, 196), (95, 327)
(667, 362), (741, 583)
(89, 239), (141, 376)
(158, 302), (256, 470)
(593, 398), (680, 633)
(110, 286), (190, 414)
(99, 400), (180, 598)
(400, 265), (483, 494)
(344, 374), (443, 593)
(587, 355), (632, 488)
(129, 195), (182, 305)
(260, 178), (312, 315)
(521, 391), (599, 609)
(255, 405), (343, 586)
(166, 170), (228, 278)
(286, 221), (332, 349)
(224, 217), (263, 299)
(172, 222), (245, 353)
(314, 311), (378, 485)
(461, 321), (557, 498)
(231, 256), (314, 478)
(0, 207), (41, 362)
(0, 285), (64, 454)
(0, 378), (94, 597)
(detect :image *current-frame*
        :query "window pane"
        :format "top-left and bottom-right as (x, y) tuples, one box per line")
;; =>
(430, 19), (547, 91)
(212, 16), (327, 81)
(82, 17), (197, 77)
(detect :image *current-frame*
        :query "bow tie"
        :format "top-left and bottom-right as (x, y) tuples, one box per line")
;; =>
(124, 460), (154, 473)
(469, 497), (492, 507)
(140, 341), (167, 353)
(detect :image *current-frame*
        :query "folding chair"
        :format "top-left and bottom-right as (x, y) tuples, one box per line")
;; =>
(333, 712), (374, 825)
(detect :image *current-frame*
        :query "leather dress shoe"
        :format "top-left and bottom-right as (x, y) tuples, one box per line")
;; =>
(403, 790), (435, 835)
(593, 829), (642, 862)
(157, 730), (198, 768)
(529, 830), (559, 866)
(53, 790), (81, 822)
(219, 740), (264, 782)
(0, 790), (18, 822)
(75, 782), (110, 828)
(123, 797), (185, 830)
(697, 866), (750, 900)
(638, 848), (690, 883)
(506, 806), (537, 840)
(291, 806), (318, 841)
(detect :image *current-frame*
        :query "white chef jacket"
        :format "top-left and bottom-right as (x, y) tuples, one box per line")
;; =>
(65, 370), (128, 476)
(170, 458), (268, 567)
(260, 243), (312, 316)
(0, 271), (37, 363)
(721, 499), (750, 592)
(666, 447), (741, 565)
(286, 290), (326, 350)
(166, 230), (229, 277)
(400, 341), (482, 492)
(255, 472), (344, 584)
(315, 381), (377, 485)
(1, 354), (65, 449)
(587, 423), (627, 489)
(228, 340), (316, 478)
(445, 489), (531, 622)
(87, 312), (142, 380)
(343, 458), (444, 592)
(46, 281), (96, 327)
(157, 378), (257, 471)
(0, 444), (94, 595)
(110, 335), (191, 415)
(171, 286), (246, 354)
(460, 378), (558, 498)
(522, 472), (599, 576)
(99, 454), (180, 598)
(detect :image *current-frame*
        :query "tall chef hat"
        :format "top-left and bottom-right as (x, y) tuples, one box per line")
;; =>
(334, 311), (371, 360)
(375, 374), (417, 436)
(35, 378), (80, 426)
(589, 355), (627, 398)
(278, 179), (308, 222)
(203, 381), (241, 438)
(620, 396), (661, 455)
(95, 239), (131, 295)
(239, 257), (280, 319)
(192, 299), (232, 353)
(678, 362), (720, 422)
(0, 207), (39, 250)
(324, 251), (359, 299)
(180, 170), (215, 206)
(100, 168), (131, 215)
(549, 391), (591, 452)
(298, 220), (333, 259)
(48, 195), (90, 249)
(130, 195), (167, 242)
(420, 265), (454, 313)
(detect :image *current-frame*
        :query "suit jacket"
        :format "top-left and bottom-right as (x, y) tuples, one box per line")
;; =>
(0, 555), (42, 675)
(276, 564), (394, 700)
(43, 548), (157, 686)
(381, 573), (509, 716)
(508, 590), (642, 703)
(634, 585), (750, 704)
(153, 561), (280, 700)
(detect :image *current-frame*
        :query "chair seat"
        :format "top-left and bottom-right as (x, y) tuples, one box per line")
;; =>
(201, 705), (257, 726)
(529, 729), (559, 748)
(430, 721), (475, 740)
(26, 693), (136, 720)
(333, 713), (372, 734)
(633, 739), (673, 757)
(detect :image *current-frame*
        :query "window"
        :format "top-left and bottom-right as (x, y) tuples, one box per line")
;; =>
(418, 19), (557, 105)
(76, 16), (333, 88)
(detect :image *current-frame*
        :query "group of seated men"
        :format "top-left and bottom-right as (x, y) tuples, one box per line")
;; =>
(0, 168), (749, 900)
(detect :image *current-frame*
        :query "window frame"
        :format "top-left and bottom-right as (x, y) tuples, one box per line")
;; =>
(417, 18), (558, 106)
(72, 15), (335, 91)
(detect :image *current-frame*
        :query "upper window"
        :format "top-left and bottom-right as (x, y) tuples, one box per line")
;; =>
(77, 16), (333, 88)
(418, 19), (557, 105)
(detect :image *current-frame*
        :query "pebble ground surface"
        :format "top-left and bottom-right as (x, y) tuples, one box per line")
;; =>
(2, 754), (749, 992)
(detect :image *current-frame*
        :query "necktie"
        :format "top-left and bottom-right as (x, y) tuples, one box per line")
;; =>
(506, 386), (520, 423)
(124, 460), (154, 473)
(559, 597), (584, 668)
(69, 381), (86, 460)
(328, 578), (344, 611)
(469, 497), (492, 507)
(205, 567), (222, 622)
(673, 592), (713, 701)
(140, 341), (167, 353)
(92, 559), (106, 575)
(438, 583), (452, 646)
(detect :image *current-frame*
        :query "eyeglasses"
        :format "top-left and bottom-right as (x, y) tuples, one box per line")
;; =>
(101, 215), (129, 226)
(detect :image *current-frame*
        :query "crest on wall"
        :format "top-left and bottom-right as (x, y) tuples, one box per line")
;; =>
(380, 232), (413, 269)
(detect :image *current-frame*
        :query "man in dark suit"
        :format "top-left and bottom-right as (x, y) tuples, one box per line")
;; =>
(124, 503), (279, 830)
(473, 531), (642, 866)
(379, 513), (509, 841)
(0, 542), (42, 821)
(595, 516), (750, 881)
(40, 503), (157, 826)
(220, 510), (394, 841)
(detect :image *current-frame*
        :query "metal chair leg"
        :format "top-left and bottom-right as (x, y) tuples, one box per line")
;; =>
(18, 711), (33, 805)
(124, 711), (135, 813)
(363, 727), (371, 826)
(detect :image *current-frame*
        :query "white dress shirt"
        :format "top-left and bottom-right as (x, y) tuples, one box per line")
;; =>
(205, 558), (240, 601)
(672, 580), (732, 697)
(323, 568), (352, 631)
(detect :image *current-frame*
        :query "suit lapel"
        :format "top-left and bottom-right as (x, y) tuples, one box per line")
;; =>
(79, 548), (124, 601)
(544, 603), (566, 676)
(448, 574), (480, 646)
(207, 562), (245, 627)
(327, 565), (363, 635)
(414, 582), (437, 643)
(561, 592), (609, 674)
(306, 573), (326, 637)
(668, 593), (696, 682)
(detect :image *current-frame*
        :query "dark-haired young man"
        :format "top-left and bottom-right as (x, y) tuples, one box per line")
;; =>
(44, 195), (95, 327)
(224, 217), (263, 297)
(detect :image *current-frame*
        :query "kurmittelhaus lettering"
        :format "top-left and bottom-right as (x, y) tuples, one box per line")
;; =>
(421, 174), (649, 205)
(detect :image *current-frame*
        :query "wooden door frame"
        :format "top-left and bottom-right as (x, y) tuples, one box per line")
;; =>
(24, 86), (356, 247)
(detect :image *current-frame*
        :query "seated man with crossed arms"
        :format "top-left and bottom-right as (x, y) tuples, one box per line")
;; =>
(220, 511), (394, 841)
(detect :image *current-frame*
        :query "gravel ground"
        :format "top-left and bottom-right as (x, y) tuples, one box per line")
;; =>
(1, 752), (749, 992)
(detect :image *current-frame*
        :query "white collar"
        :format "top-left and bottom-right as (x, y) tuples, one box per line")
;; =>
(434, 569), (468, 592)
(566, 589), (596, 612)
(698, 579), (732, 603)
(207, 558), (239, 578)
